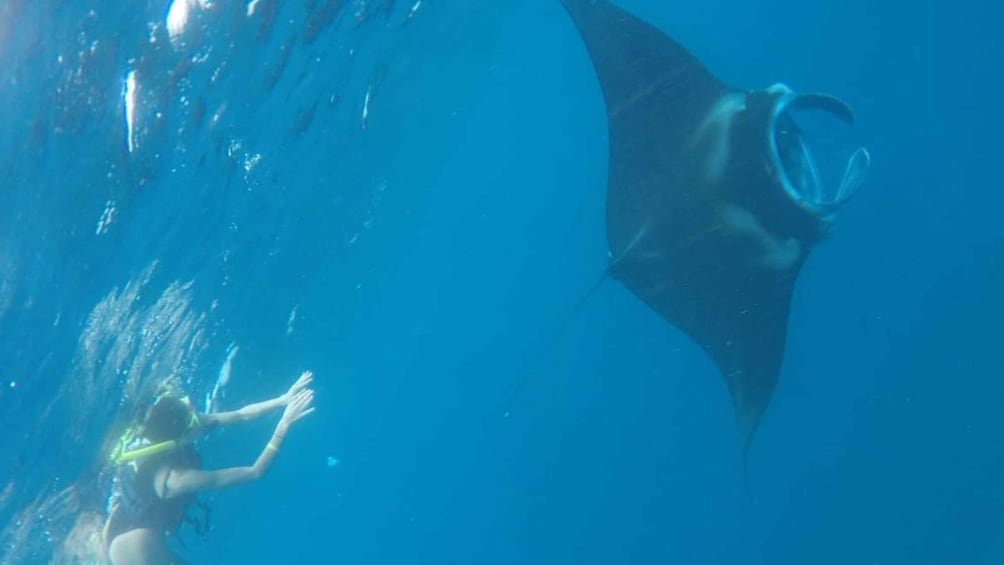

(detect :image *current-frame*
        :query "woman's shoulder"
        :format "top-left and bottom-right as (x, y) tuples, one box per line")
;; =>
(150, 447), (201, 497)
(139, 446), (201, 476)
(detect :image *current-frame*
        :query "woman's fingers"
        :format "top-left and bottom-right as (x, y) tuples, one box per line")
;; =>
(292, 390), (314, 411)
(296, 371), (313, 387)
(287, 371), (314, 395)
(289, 406), (314, 424)
(280, 387), (315, 425)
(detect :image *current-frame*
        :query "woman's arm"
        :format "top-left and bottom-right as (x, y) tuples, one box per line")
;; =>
(200, 371), (313, 427)
(201, 397), (284, 426)
(160, 389), (315, 498)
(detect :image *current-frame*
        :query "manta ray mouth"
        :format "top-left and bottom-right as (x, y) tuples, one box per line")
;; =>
(767, 85), (871, 214)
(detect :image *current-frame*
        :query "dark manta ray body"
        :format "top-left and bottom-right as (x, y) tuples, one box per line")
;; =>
(558, 0), (870, 453)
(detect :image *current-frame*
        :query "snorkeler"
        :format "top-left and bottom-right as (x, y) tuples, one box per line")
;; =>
(101, 370), (316, 565)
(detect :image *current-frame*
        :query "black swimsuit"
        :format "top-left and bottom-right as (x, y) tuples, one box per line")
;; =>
(106, 448), (200, 544)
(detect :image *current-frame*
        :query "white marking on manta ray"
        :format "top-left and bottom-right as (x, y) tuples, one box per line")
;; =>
(690, 92), (747, 185)
(720, 205), (802, 270)
(615, 220), (652, 262)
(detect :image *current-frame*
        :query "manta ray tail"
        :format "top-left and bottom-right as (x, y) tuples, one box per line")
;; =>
(499, 269), (608, 417)
(501, 223), (651, 416)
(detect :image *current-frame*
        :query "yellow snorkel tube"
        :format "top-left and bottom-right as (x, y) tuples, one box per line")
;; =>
(112, 439), (178, 464)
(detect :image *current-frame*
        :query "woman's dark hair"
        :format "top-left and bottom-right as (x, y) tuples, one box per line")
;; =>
(143, 396), (193, 442)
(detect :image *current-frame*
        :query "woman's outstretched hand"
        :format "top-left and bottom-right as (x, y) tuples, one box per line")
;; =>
(279, 389), (315, 430)
(281, 370), (313, 404)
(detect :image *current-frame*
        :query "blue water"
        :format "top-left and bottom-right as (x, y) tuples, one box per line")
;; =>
(1, 0), (1002, 563)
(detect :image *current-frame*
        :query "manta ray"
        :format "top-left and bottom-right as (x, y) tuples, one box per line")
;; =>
(558, 0), (870, 455)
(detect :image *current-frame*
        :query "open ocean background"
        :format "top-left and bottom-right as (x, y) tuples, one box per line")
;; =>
(1, 0), (1002, 563)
